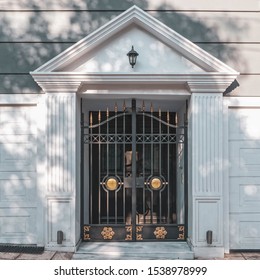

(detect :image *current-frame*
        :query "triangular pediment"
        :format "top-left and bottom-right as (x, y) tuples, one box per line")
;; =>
(33, 5), (237, 74)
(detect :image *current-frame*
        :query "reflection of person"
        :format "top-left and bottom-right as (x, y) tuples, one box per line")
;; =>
(125, 151), (138, 176)
(125, 150), (143, 176)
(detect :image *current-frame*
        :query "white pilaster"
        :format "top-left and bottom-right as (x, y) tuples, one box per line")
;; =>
(188, 90), (224, 258)
(45, 92), (78, 251)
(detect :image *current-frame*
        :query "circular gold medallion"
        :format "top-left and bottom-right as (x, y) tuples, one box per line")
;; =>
(150, 177), (162, 190)
(105, 177), (118, 191)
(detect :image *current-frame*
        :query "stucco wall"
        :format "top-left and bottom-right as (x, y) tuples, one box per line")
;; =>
(0, 0), (259, 95)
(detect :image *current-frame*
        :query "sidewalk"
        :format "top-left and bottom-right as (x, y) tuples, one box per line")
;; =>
(0, 250), (260, 260)
(0, 251), (73, 260)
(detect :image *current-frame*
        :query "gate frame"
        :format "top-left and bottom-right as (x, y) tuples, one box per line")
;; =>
(80, 98), (189, 242)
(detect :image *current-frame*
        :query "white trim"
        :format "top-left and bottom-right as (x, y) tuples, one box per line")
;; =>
(224, 97), (260, 107)
(223, 96), (260, 252)
(0, 94), (39, 104)
(36, 95), (46, 246)
(30, 72), (238, 94)
(223, 99), (230, 253)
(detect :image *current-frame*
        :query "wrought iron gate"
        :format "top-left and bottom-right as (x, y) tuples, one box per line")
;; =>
(81, 99), (187, 241)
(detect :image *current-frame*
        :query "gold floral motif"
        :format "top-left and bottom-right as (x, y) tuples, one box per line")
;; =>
(136, 226), (143, 240)
(83, 226), (90, 240)
(136, 234), (143, 240)
(178, 226), (185, 240)
(154, 227), (167, 239)
(125, 226), (132, 241)
(101, 227), (115, 240)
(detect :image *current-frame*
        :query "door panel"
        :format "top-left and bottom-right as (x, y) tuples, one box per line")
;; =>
(82, 100), (187, 241)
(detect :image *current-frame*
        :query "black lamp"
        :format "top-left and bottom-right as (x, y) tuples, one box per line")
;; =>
(127, 46), (139, 68)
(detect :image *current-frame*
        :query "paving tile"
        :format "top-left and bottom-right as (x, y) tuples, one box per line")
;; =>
(224, 253), (245, 260)
(17, 251), (56, 260)
(241, 252), (260, 260)
(0, 252), (20, 260)
(51, 252), (74, 260)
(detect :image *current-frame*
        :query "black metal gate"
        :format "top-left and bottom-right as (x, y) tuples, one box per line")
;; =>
(81, 99), (187, 241)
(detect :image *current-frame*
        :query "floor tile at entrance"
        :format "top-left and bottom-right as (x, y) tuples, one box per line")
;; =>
(73, 242), (194, 260)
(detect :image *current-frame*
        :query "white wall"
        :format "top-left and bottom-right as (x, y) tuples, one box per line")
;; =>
(0, 95), (42, 244)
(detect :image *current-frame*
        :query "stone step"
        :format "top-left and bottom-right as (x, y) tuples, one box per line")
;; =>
(73, 242), (194, 260)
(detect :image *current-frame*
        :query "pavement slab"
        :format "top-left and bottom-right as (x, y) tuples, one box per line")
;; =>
(0, 249), (260, 260)
(17, 251), (56, 260)
(51, 252), (74, 260)
(241, 252), (260, 260)
(0, 252), (21, 260)
(224, 253), (245, 260)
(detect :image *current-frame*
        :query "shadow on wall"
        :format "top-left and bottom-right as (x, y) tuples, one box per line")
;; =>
(0, 0), (247, 93)
(0, 0), (251, 247)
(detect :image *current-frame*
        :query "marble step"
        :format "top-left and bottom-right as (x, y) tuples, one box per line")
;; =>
(73, 242), (194, 260)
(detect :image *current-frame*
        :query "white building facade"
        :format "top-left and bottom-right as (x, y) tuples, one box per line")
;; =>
(1, 5), (260, 258)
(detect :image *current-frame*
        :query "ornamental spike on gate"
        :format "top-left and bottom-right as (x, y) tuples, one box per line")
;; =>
(150, 103), (154, 113)
(175, 114), (178, 126)
(98, 110), (101, 123)
(142, 100), (145, 112)
(90, 112), (93, 126)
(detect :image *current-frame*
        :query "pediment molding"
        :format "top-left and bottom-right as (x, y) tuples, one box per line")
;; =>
(30, 5), (239, 94)
(32, 5), (238, 75)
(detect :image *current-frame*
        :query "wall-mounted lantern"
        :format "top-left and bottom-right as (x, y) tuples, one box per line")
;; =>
(127, 46), (139, 68)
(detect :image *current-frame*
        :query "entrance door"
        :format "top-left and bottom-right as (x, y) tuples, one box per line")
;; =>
(81, 99), (187, 241)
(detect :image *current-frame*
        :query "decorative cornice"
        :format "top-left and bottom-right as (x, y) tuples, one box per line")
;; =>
(30, 72), (238, 93)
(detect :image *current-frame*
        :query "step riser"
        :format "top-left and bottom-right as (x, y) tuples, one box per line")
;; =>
(73, 242), (194, 260)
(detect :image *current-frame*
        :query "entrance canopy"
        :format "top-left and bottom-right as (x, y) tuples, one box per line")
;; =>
(30, 5), (239, 94)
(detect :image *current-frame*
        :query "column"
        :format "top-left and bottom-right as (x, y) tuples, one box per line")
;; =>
(45, 92), (78, 250)
(188, 91), (224, 258)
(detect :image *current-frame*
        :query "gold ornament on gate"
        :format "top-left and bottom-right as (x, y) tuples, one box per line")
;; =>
(178, 226), (185, 240)
(150, 177), (162, 190)
(154, 227), (167, 239)
(105, 177), (119, 191)
(101, 227), (115, 240)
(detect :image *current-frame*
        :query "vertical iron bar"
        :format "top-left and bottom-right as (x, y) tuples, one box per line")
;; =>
(106, 108), (109, 223)
(159, 109), (162, 223)
(80, 99), (84, 236)
(184, 120), (188, 238)
(115, 104), (118, 223)
(98, 111), (101, 224)
(167, 111), (170, 224)
(142, 103), (146, 223)
(132, 99), (137, 240)
(89, 112), (93, 224)
(123, 103), (126, 224)
(150, 104), (154, 224)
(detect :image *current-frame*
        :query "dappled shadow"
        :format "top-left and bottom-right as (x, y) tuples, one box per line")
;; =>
(0, 1), (249, 248)
(0, 0), (249, 92)
(152, 5), (247, 73)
